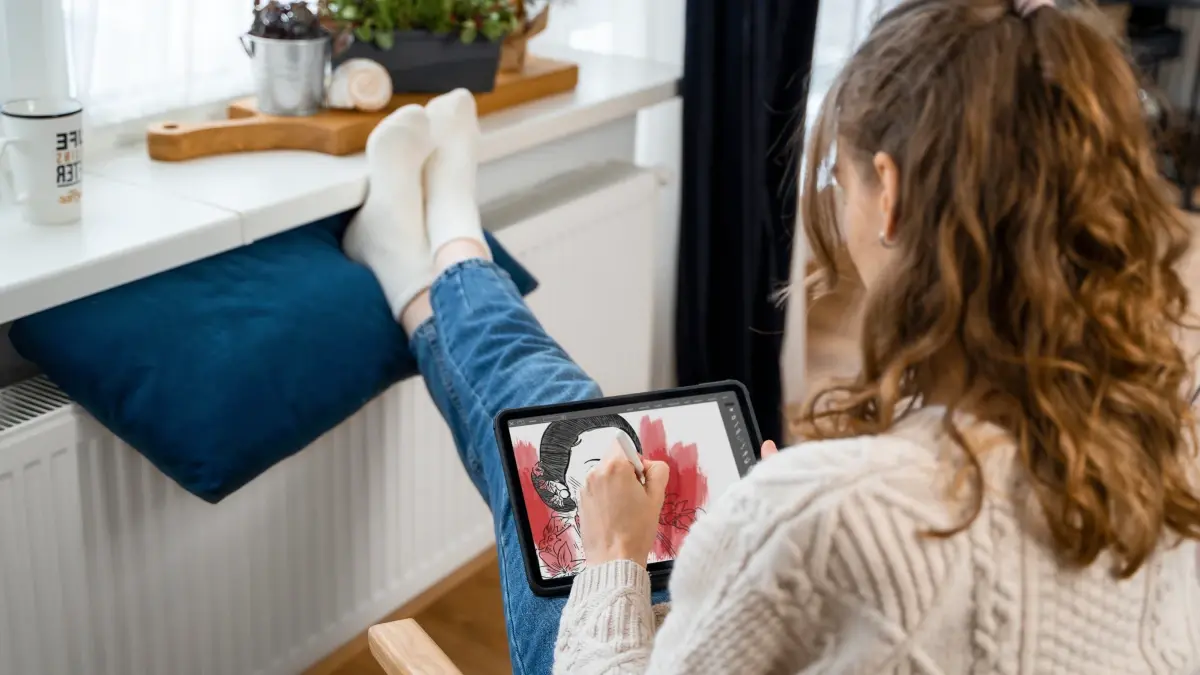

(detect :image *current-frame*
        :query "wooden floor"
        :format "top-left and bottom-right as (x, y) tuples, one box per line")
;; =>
(329, 561), (513, 675)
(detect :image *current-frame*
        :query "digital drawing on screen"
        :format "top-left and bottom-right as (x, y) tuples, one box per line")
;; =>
(509, 401), (740, 579)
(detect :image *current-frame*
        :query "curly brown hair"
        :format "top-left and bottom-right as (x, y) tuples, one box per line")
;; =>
(800, 0), (1200, 576)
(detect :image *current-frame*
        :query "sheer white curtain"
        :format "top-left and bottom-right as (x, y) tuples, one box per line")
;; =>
(0, 0), (70, 103)
(537, 0), (686, 388)
(60, 0), (254, 127)
(538, 1), (683, 67)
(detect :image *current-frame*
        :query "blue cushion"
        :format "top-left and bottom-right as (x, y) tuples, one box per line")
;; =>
(10, 211), (536, 503)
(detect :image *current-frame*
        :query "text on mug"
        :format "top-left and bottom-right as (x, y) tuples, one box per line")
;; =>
(55, 130), (82, 188)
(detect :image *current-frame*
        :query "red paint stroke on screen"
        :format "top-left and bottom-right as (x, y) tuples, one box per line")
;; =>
(639, 416), (709, 561)
(514, 440), (547, 537)
(516, 439), (585, 577)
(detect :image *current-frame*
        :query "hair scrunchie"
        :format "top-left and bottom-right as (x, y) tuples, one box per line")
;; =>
(1014, 0), (1054, 17)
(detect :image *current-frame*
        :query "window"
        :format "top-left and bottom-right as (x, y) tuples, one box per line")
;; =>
(60, 0), (254, 127)
(2, 0), (900, 132)
(808, 0), (899, 131)
(538, 0), (683, 65)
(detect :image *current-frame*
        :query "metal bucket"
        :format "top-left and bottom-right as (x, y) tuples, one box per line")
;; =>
(240, 33), (330, 116)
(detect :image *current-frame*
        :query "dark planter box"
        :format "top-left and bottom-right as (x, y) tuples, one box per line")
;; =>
(334, 30), (501, 94)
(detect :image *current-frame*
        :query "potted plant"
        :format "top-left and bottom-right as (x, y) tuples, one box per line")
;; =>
(245, 2), (333, 116)
(321, 0), (520, 93)
(500, 0), (556, 72)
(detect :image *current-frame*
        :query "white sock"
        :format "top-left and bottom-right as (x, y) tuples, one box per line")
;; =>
(424, 89), (489, 259)
(344, 104), (436, 320)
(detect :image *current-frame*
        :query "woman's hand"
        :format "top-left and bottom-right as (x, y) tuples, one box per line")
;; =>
(578, 439), (781, 567)
(579, 441), (670, 567)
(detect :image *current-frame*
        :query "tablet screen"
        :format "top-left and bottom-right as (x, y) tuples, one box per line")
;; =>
(504, 391), (757, 581)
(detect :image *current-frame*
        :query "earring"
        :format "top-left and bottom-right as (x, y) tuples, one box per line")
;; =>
(879, 231), (898, 249)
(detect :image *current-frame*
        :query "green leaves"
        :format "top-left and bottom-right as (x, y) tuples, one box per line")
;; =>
(480, 12), (505, 41)
(321, 0), (516, 48)
(459, 19), (478, 44)
(414, 0), (453, 33)
(374, 29), (395, 49)
(449, 0), (518, 43)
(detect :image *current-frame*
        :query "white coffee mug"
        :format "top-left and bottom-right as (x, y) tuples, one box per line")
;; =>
(0, 98), (84, 224)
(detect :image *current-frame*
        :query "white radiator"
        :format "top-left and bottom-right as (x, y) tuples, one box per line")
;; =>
(0, 165), (660, 675)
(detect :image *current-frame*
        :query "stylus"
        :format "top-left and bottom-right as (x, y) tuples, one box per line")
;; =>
(615, 432), (646, 485)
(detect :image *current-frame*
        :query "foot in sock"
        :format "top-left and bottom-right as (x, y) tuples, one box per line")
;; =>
(344, 104), (436, 320)
(424, 89), (490, 264)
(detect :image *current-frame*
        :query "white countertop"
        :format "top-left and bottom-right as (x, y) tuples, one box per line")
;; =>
(0, 46), (680, 326)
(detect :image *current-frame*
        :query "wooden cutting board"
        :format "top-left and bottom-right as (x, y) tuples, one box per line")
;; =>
(147, 57), (578, 162)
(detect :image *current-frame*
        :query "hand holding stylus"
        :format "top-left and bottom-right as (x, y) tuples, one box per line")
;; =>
(578, 440), (670, 567)
(579, 439), (779, 568)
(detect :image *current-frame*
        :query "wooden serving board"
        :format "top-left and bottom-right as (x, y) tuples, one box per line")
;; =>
(147, 57), (579, 162)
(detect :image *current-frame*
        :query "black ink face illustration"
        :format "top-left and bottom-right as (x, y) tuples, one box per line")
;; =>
(531, 415), (642, 513)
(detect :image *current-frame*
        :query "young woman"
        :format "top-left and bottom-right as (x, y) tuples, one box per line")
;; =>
(347, 0), (1200, 672)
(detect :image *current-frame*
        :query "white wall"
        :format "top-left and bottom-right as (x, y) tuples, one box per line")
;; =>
(538, 0), (685, 389)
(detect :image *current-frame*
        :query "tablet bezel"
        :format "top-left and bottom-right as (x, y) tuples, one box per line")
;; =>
(492, 380), (764, 597)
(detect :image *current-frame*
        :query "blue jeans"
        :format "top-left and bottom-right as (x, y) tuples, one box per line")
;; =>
(409, 260), (670, 675)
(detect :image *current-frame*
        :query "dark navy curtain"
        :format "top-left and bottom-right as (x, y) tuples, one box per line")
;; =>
(675, 1), (822, 442)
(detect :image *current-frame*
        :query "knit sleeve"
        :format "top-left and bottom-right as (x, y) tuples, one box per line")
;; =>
(551, 438), (881, 674)
(552, 559), (660, 673)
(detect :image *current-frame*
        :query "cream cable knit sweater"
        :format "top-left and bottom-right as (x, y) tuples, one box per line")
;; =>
(553, 407), (1200, 674)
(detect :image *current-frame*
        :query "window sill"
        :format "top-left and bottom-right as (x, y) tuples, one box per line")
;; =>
(0, 47), (680, 326)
